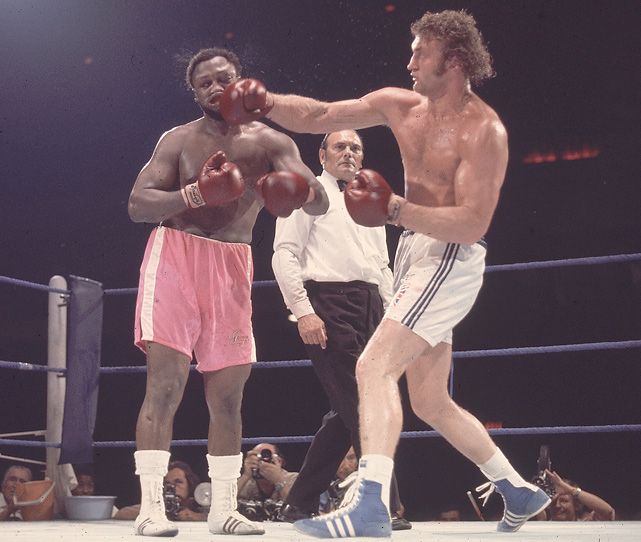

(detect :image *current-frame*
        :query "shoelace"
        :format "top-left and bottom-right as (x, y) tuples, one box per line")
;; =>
(151, 481), (165, 514)
(311, 476), (361, 522)
(337, 472), (358, 509)
(475, 481), (497, 507)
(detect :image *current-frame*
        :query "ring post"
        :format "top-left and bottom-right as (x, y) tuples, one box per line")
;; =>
(46, 275), (68, 515)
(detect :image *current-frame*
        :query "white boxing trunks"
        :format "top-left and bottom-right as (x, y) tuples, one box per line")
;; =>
(384, 230), (486, 346)
(134, 226), (256, 371)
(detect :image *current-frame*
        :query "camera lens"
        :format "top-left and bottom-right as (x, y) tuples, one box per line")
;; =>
(260, 448), (273, 462)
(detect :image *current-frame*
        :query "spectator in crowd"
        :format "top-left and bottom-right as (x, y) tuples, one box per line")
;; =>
(319, 447), (358, 513)
(540, 469), (615, 521)
(0, 465), (33, 521)
(115, 460), (206, 521)
(436, 506), (462, 521)
(71, 464), (96, 496)
(237, 443), (298, 504)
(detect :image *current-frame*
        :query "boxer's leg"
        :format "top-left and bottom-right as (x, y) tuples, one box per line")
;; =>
(203, 365), (264, 535)
(406, 343), (550, 532)
(295, 320), (422, 538)
(134, 342), (190, 537)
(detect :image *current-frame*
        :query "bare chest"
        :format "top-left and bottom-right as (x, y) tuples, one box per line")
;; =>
(167, 130), (269, 240)
(178, 132), (270, 187)
(391, 113), (463, 203)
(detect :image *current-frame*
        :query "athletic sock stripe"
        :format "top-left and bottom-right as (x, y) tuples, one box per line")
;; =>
(402, 243), (458, 328)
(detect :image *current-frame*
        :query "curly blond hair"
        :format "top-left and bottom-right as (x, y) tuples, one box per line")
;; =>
(410, 10), (494, 86)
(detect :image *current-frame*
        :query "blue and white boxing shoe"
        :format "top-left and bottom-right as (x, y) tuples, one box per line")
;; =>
(294, 479), (391, 538)
(492, 478), (551, 532)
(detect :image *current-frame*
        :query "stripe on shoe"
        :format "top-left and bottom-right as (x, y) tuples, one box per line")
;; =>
(223, 516), (241, 533)
(136, 518), (152, 534)
(503, 510), (527, 526)
(343, 515), (356, 537)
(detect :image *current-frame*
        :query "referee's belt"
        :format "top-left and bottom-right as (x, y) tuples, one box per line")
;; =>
(400, 229), (488, 249)
(303, 280), (379, 293)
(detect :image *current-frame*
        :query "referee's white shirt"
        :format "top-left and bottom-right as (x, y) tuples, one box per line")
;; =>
(272, 169), (393, 320)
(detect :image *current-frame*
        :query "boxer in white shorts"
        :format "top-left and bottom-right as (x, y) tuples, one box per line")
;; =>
(386, 231), (486, 346)
(259, 9), (550, 537)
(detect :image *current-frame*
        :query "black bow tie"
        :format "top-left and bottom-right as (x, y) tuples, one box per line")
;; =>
(336, 179), (348, 192)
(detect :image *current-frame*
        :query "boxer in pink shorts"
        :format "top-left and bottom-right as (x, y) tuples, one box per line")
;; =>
(135, 226), (255, 372)
(127, 47), (328, 537)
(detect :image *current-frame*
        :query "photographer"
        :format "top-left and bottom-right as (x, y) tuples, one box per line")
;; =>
(537, 469), (615, 522)
(115, 460), (205, 521)
(237, 443), (298, 520)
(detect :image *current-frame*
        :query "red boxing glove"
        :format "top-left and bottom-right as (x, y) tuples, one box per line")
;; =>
(344, 169), (393, 227)
(219, 79), (273, 125)
(182, 151), (245, 208)
(257, 171), (310, 217)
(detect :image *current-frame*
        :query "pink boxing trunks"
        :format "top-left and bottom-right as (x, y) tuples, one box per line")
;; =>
(134, 226), (256, 371)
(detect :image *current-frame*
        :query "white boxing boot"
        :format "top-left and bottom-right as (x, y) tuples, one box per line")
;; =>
(207, 453), (265, 535)
(133, 450), (178, 537)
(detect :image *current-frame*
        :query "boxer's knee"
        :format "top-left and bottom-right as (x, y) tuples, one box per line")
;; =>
(142, 380), (185, 416)
(355, 352), (403, 387)
(410, 393), (456, 426)
(205, 384), (243, 420)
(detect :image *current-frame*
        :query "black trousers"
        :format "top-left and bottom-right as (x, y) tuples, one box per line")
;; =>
(285, 280), (402, 513)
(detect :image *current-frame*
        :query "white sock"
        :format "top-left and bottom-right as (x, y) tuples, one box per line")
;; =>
(134, 450), (170, 518)
(207, 453), (242, 517)
(357, 454), (393, 515)
(478, 447), (532, 488)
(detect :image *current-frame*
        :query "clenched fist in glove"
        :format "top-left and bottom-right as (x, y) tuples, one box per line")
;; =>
(344, 169), (394, 227)
(182, 151), (245, 208)
(219, 79), (273, 125)
(257, 171), (310, 218)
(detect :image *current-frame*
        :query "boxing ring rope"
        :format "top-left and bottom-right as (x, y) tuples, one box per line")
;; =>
(5, 338), (640, 376)
(0, 253), (641, 460)
(1, 253), (640, 454)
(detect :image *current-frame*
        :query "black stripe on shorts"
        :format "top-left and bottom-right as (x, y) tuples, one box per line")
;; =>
(401, 242), (459, 330)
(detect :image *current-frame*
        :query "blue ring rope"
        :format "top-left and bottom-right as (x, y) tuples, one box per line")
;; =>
(2, 339), (640, 374)
(2, 424), (639, 449)
(2, 254), (640, 454)
(0, 275), (69, 294)
(2, 252), (640, 296)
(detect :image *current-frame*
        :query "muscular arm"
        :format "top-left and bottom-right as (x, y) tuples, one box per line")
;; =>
(128, 128), (187, 223)
(265, 130), (329, 215)
(395, 119), (508, 244)
(266, 89), (396, 134)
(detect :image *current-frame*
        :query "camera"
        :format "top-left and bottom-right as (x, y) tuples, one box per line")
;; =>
(163, 481), (182, 520)
(237, 498), (283, 522)
(252, 448), (274, 480)
(532, 444), (556, 497)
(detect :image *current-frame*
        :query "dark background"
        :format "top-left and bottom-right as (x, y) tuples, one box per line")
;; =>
(1, 0), (640, 521)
